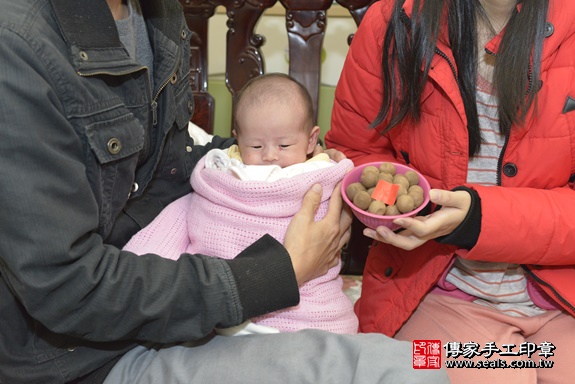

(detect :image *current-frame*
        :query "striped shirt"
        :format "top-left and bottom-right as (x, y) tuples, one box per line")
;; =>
(445, 76), (546, 317)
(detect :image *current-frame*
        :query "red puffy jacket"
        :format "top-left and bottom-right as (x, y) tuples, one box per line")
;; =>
(326, 0), (575, 336)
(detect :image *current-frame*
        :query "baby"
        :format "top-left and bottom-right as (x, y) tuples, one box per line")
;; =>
(232, 71), (321, 168)
(124, 73), (358, 335)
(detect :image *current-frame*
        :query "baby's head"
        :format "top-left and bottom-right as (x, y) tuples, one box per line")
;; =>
(232, 73), (320, 168)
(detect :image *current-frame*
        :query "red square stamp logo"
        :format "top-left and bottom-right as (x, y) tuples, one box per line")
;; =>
(413, 340), (442, 369)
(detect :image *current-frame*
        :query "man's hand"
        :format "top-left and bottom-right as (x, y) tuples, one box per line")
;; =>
(284, 183), (352, 285)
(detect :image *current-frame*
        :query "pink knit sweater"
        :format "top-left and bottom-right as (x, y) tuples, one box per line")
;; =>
(124, 155), (358, 334)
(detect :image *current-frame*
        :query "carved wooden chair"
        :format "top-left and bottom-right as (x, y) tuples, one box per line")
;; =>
(179, 0), (376, 275)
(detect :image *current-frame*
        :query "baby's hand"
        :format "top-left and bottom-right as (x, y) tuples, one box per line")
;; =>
(313, 145), (347, 162)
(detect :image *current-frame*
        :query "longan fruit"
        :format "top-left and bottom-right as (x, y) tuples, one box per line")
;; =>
(378, 172), (393, 183)
(385, 205), (400, 216)
(379, 162), (396, 175)
(362, 165), (380, 175)
(368, 200), (387, 215)
(353, 190), (372, 210)
(396, 194), (415, 213)
(360, 171), (379, 189)
(408, 185), (424, 195)
(396, 185), (408, 198)
(408, 190), (424, 208)
(346, 182), (366, 201)
(367, 187), (376, 196)
(392, 174), (410, 191)
(403, 170), (420, 186)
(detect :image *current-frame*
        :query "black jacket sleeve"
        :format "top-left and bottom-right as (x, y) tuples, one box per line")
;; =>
(435, 186), (482, 249)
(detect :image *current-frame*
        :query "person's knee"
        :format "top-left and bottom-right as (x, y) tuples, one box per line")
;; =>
(344, 333), (450, 383)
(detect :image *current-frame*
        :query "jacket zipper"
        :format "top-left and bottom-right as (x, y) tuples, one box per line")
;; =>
(480, 48), (509, 185)
(487, 50), (564, 310)
(484, 46), (536, 186)
(521, 266), (575, 314)
(495, 132), (508, 186)
(151, 39), (182, 126)
(151, 77), (171, 127)
(434, 48), (459, 84)
(399, 10), (459, 84)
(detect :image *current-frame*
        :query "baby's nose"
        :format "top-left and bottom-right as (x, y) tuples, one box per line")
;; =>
(262, 147), (279, 162)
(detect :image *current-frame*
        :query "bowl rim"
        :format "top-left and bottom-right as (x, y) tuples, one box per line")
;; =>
(341, 161), (431, 221)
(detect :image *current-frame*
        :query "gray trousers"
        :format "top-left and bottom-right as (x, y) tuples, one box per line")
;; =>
(103, 330), (450, 383)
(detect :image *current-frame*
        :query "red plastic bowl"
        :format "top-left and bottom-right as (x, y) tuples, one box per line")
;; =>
(341, 162), (431, 231)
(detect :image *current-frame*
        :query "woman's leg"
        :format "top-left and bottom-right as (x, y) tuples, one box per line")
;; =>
(526, 310), (575, 383)
(395, 293), (563, 384)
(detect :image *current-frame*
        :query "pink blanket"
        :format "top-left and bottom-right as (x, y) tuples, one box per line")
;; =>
(124, 155), (358, 334)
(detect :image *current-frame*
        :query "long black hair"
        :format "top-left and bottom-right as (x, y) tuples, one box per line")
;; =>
(371, 0), (549, 156)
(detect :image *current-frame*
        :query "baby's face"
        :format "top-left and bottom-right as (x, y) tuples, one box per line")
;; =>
(234, 102), (316, 168)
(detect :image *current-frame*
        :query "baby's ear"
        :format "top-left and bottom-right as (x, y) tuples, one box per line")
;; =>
(306, 126), (321, 154)
(232, 129), (238, 140)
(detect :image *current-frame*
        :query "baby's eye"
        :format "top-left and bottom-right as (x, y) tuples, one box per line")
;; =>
(280, 144), (292, 149)
(250, 145), (262, 149)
